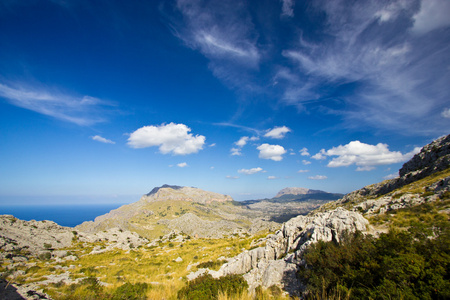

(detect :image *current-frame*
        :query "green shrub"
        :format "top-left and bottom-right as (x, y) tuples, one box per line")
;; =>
(177, 274), (248, 300)
(39, 252), (51, 260)
(197, 260), (227, 270)
(299, 225), (450, 299)
(111, 282), (149, 300)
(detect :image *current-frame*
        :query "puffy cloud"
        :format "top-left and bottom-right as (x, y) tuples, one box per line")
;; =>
(238, 167), (264, 175)
(91, 135), (115, 144)
(267, 176), (277, 180)
(300, 147), (310, 156)
(297, 169), (310, 173)
(315, 141), (421, 171)
(311, 149), (327, 160)
(235, 136), (249, 147)
(302, 160), (311, 165)
(177, 162), (188, 168)
(127, 123), (205, 155)
(442, 108), (450, 118)
(257, 144), (287, 161)
(264, 126), (291, 139)
(230, 147), (242, 156)
(308, 175), (327, 180)
(226, 175), (239, 179)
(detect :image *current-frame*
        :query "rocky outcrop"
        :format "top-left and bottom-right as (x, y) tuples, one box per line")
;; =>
(190, 208), (369, 296)
(0, 215), (73, 256)
(0, 215), (148, 259)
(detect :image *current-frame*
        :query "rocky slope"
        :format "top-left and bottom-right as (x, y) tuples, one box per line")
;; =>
(188, 134), (450, 296)
(76, 185), (278, 239)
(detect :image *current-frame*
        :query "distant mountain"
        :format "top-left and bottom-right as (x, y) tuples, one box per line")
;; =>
(76, 185), (278, 239)
(274, 187), (325, 197)
(240, 187), (344, 222)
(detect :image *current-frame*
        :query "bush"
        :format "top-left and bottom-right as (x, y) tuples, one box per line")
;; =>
(299, 225), (450, 299)
(177, 274), (248, 300)
(111, 282), (149, 300)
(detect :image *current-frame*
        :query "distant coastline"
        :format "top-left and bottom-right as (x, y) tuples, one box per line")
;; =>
(0, 204), (125, 227)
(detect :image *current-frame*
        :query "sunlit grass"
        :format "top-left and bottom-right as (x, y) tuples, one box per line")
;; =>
(3, 231), (271, 299)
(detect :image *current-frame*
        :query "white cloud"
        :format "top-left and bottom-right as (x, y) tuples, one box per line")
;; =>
(226, 175), (239, 179)
(317, 141), (422, 171)
(264, 126), (291, 139)
(209, 143), (216, 147)
(312, 149), (327, 160)
(280, 0), (294, 17)
(0, 82), (114, 125)
(231, 147), (242, 156)
(278, 0), (450, 135)
(384, 172), (399, 180)
(412, 0), (450, 35)
(177, 162), (188, 168)
(238, 167), (264, 175)
(297, 169), (310, 173)
(300, 147), (310, 156)
(302, 160), (311, 165)
(127, 123), (205, 155)
(235, 136), (249, 147)
(267, 176), (277, 180)
(91, 135), (115, 144)
(257, 143), (287, 161)
(442, 108), (450, 118)
(308, 175), (327, 180)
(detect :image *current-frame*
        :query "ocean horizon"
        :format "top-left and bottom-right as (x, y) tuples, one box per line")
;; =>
(0, 203), (126, 227)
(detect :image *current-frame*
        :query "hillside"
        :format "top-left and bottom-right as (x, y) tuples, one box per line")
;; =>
(76, 185), (278, 239)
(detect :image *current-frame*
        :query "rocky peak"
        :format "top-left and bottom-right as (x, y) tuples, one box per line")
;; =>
(399, 134), (450, 177)
(140, 185), (233, 204)
(146, 184), (184, 196)
(274, 187), (324, 198)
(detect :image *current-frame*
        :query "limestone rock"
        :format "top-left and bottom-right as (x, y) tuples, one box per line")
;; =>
(191, 208), (369, 296)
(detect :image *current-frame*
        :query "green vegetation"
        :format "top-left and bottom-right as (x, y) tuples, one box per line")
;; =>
(177, 274), (248, 300)
(299, 223), (450, 299)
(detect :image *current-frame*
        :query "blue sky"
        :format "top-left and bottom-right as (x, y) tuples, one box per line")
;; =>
(1, 0), (449, 204)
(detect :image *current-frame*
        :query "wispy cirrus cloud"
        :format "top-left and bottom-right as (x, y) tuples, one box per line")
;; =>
(0, 82), (116, 125)
(279, 0), (450, 134)
(171, 0), (260, 88)
(91, 135), (115, 144)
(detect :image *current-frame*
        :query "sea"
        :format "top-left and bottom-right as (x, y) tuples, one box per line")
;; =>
(0, 203), (125, 227)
